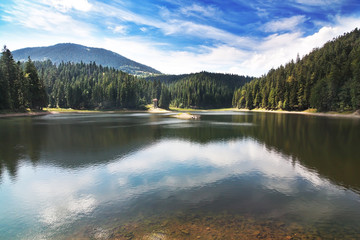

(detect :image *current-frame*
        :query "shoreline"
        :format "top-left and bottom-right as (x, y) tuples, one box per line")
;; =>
(170, 107), (360, 119)
(233, 108), (360, 119)
(0, 111), (51, 118)
(1, 107), (359, 119)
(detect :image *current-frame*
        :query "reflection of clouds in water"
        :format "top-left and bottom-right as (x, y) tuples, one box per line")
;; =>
(40, 195), (96, 225)
(106, 139), (340, 201)
(10, 166), (99, 229)
(105, 139), (355, 224)
(30, 173), (96, 198)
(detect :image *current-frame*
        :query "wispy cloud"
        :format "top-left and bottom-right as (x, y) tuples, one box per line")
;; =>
(45, 0), (93, 12)
(108, 25), (127, 34)
(263, 15), (307, 32)
(293, 0), (343, 7)
(179, 3), (220, 18)
(2, 0), (93, 37)
(99, 15), (360, 76)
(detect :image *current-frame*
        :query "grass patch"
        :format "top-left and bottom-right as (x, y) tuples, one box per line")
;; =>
(304, 108), (317, 113)
(169, 107), (235, 112)
(44, 107), (99, 113)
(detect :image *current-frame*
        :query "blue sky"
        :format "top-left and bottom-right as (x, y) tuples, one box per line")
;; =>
(1, 0), (360, 76)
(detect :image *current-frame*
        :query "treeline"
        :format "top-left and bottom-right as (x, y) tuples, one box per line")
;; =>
(0, 46), (47, 111)
(168, 72), (252, 108)
(32, 60), (251, 110)
(35, 60), (162, 109)
(233, 28), (360, 111)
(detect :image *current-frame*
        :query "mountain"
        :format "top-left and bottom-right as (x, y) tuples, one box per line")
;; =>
(12, 43), (161, 76)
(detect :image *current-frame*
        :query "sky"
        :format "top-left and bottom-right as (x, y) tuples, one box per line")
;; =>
(1, 0), (360, 76)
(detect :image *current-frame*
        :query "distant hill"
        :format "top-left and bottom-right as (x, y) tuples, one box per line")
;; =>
(12, 43), (161, 76)
(157, 71), (253, 108)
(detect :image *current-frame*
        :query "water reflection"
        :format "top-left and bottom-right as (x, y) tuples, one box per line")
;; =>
(1, 112), (360, 189)
(0, 112), (360, 239)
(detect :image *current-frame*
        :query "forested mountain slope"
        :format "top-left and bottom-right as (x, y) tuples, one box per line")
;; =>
(167, 72), (252, 108)
(13, 43), (161, 76)
(233, 28), (360, 111)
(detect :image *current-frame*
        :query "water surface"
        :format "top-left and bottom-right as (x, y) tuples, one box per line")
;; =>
(0, 112), (360, 239)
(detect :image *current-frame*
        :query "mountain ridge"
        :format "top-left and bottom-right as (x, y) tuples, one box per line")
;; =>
(12, 43), (161, 76)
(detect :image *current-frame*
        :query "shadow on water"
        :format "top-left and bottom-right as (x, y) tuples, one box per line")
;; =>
(0, 112), (360, 192)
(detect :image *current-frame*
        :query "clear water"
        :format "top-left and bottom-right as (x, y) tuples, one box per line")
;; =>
(0, 112), (360, 239)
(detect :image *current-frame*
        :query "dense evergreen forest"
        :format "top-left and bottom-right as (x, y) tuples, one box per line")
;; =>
(34, 60), (160, 109)
(167, 72), (252, 108)
(0, 46), (47, 111)
(233, 29), (360, 111)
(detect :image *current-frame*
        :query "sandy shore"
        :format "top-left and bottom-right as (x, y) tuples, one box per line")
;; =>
(147, 107), (171, 113)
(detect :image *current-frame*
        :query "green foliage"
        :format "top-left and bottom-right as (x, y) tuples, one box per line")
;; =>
(159, 85), (171, 109)
(168, 72), (252, 109)
(34, 61), (155, 109)
(233, 28), (360, 112)
(0, 46), (47, 111)
(25, 57), (48, 109)
(23, 61), (251, 111)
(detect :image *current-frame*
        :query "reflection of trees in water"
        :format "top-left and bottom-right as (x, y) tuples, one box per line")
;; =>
(160, 113), (360, 191)
(0, 115), (162, 180)
(0, 117), (43, 180)
(229, 113), (360, 192)
(1, 113), (359, 191)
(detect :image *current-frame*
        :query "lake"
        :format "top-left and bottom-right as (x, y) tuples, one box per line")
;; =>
(0, 111), (360, 239)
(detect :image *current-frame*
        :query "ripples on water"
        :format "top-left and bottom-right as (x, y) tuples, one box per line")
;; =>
(0, 112), (359, 239)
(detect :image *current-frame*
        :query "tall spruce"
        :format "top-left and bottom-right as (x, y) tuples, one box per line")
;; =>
(24, 57), (47, 109)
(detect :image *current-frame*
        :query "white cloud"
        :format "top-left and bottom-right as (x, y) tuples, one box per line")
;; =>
(3, 0), (93, 37)
(180, 4), (219, 18)
(293, 0), (343, 6)
(46, 0), (92, 12)
(91, 2), (252, 48)
(108, 25), (127, 34)
(263, 15), (307, 32)
(2, 0), (360, 77)
(96, 15), (360, 76)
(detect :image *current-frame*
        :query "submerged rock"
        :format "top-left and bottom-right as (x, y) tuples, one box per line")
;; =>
(143, 232), (168, 240)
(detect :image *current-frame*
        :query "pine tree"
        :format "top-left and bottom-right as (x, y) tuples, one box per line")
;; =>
(24, 57), (48, 110)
